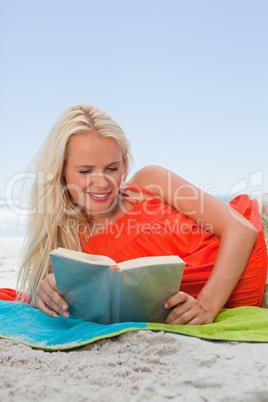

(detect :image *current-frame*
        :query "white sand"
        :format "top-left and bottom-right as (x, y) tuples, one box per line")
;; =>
(1, 331), (268, 401)
(1, 239), (268, 401)
(0, 238), (23, 288)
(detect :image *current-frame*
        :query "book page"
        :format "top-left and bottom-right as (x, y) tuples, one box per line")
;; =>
(50, 247), (115, 266)
(117, 255), (183, 270)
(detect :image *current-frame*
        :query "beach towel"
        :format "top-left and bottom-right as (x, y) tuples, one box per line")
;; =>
(1, 300), (268, 351)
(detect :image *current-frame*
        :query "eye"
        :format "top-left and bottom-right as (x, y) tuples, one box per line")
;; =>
(79, 170), (92, 174)
(107, 167), (119, 172)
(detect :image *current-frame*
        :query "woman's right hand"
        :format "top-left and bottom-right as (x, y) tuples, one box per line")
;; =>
(36, 273), (70, 318)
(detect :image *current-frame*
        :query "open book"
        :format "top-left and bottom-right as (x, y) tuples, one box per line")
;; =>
(50, 248), (185, 324)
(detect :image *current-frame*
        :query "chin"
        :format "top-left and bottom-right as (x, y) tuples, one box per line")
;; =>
(84, 198), (117, 216)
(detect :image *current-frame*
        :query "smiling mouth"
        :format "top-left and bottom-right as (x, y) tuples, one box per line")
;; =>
(86, 192), (111, 201)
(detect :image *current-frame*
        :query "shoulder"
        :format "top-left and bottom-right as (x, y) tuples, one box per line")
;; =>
(128, 165), (169, 188)
(125, 165), (170, 201)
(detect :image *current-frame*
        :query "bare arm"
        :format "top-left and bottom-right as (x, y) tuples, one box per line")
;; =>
(130, 165), (258, 325)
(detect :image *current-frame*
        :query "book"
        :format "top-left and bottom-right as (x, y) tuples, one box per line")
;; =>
(49, 248), (185, 324)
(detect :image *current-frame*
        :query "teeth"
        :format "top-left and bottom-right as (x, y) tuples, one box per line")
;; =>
(90, 193), (108, 198)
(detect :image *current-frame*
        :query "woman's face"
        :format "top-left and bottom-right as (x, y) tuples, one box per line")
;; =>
(63, 133), (123, 216)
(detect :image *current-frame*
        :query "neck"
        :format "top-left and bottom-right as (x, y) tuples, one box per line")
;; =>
(87, 193), (122, 235)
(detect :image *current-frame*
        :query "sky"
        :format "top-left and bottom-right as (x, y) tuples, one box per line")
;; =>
(0, 0), (267, 201)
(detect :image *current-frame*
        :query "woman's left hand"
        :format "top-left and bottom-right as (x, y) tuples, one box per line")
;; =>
(164, 291), (215, 325)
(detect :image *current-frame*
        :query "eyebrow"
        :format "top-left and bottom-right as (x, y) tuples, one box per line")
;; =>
(75, 161), (122, 169)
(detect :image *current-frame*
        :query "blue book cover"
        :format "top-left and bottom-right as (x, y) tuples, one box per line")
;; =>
(50, 248), (185, 324)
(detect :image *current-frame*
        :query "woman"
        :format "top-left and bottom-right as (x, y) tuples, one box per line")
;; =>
(4, 104), (267, 325)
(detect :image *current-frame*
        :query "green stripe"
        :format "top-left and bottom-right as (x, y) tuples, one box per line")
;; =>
(147, 307), (268, 342)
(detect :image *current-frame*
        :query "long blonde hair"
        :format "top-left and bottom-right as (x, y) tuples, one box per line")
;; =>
(18, 104), (132, 304)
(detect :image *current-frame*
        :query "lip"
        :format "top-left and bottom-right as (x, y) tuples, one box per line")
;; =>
(86, 191), (111, 202)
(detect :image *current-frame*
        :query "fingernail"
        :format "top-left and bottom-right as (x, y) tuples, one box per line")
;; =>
(62, 304), (68, 311)
(63, 312), (69, 318)
(52, 313), (58, 318)
(164, 303), (168, 308)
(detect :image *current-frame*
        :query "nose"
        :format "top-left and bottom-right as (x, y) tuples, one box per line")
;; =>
(92, 173), (109, 189)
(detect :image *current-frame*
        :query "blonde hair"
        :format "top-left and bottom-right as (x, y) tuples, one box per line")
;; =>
(17, 104), (132, 304)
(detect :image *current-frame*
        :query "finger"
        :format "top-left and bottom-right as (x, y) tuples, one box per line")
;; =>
(165, 304), (191, 324)
(185, 317), (202, 326)
(164, 291), (188, 309)
(36, 290), (70, 318)
(165, 296), (199, 324)
(38, 279), (69, 313)
(166, 307), (196, 325)
(36, 296), (59, 318)
(185, 315), (214, 325)
(37, 287), (69, 317)
(47, 273), (57, 291)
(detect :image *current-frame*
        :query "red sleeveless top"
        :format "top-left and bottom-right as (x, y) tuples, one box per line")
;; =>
(80, 184), (267, 308)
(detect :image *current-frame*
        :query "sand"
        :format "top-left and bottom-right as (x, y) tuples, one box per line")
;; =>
(0, 238), (23, 288)
(1, 331), (268, 401)
(1, 239), (268, 401)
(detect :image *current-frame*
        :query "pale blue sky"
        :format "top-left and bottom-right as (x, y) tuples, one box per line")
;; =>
(0, 0), (267, 200)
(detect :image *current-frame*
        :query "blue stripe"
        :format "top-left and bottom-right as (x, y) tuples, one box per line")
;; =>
(0, 301), (147, 350)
